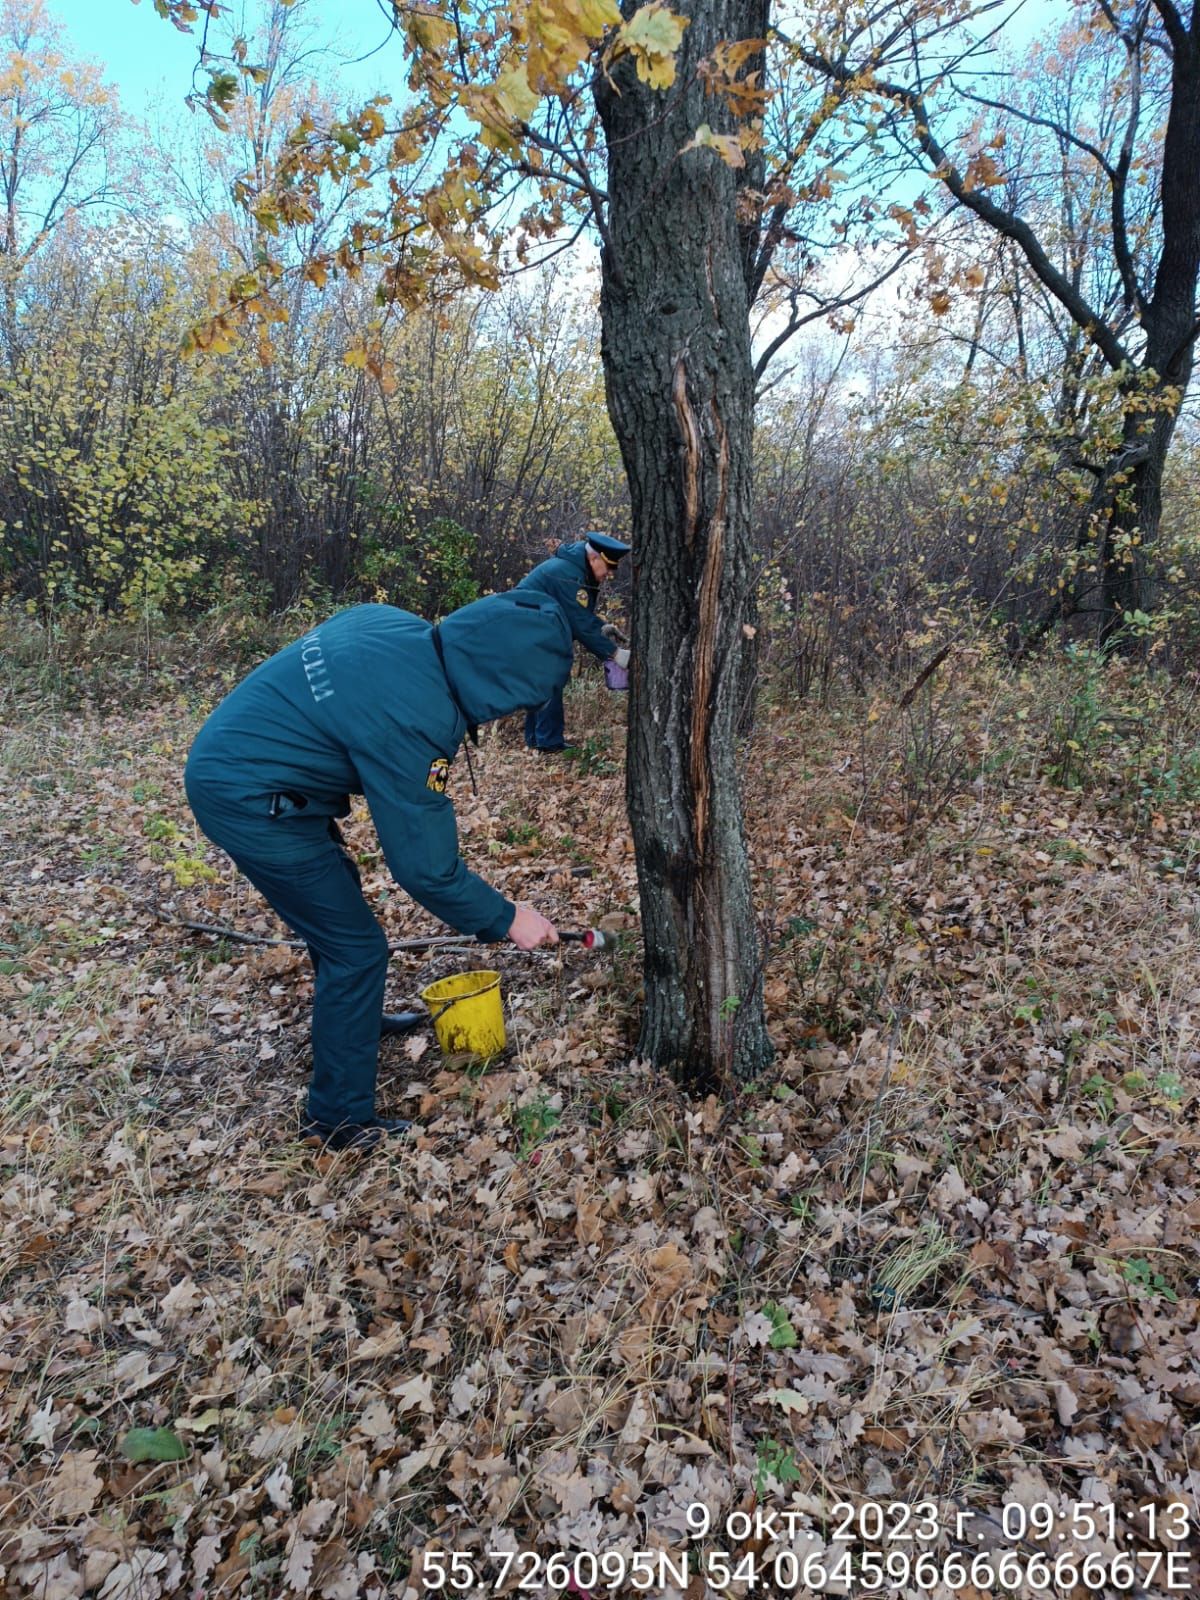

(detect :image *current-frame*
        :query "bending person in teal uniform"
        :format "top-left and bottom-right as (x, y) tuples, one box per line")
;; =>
(184, 592), (570, 1151)
(517, 531), (631, 751)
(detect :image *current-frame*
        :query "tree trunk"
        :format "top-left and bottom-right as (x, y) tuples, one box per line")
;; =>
(595, 0), (773, 1094)
(1098, 8), (1200, 646)
(1096, 402), (1177, 647)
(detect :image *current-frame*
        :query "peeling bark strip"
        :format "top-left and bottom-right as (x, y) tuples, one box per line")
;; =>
(672, 356), (702, 543)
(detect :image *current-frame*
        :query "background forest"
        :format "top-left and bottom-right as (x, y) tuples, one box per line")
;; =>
(1, 0), (1197, 674)
(3, 1), (1200, 1597)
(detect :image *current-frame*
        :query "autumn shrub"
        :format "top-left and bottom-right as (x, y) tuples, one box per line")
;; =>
(752, 337), (1200, 680)
(356, 511), (480, 616)
(793, 623), (1200, 847)
(0, 239), (248, 617)
(0, 599), (306, 716)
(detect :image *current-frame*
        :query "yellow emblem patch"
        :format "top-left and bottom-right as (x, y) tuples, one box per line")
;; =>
(577, 587), (590, 607)
(426, 757), (450, 793)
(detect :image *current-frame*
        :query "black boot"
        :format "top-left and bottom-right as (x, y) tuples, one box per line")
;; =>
(299, 1115), (412, 1152)
(380, 1011), (424, 1037)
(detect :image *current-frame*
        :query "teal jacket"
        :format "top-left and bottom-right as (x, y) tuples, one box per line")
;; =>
(185, 594), (573, 940)
(516, 541), (617, 660)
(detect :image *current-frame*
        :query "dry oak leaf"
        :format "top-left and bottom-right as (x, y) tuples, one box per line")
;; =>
(357, 1398), (395, 1446)
(297, 1498), (339, 1537)
(643, 1240), (692, 1301)
(391, 1372), (435, 1414)
(538, 1450), (595, 1516)
(619, 1391), (655, 1445)
(1120, 1393), (1174, 1449)
(350, 1321), (407, 1362)
(1053, 1381), (1079, 1426)
(47, 1449), (103, 1518)
(26, 1396), (59, 1448)
(191, 1533), (224, 1588)
(958, 1407), (1026, 1447)
(394, 1442), (446, 1485)
(13, 1552), (83, 1599)
(930, 1165), (970, 1212)
(763, 1388), (811, 1416)
(265, 1462), (294, 1511)
(449, 1368), (484, 1415)
(63, 1298), (105, 1335)
(411, 1326), (452, 1366)
(97, 1551), (171, 1600)
(284, 1537), (316, 1593)
(110, 1350), (161, 1398)
(1044, 1127), (1087, 1160)
(739, 1311), (775, 1348)
(158, 1276), (200, 1327)
(574, 1187), (605, 1245)
(249, 1413), (307, 1461)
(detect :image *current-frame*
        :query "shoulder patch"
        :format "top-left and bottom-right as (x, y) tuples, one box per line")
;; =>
(426, 757), (450, 793)
(577, 587), (590, 608)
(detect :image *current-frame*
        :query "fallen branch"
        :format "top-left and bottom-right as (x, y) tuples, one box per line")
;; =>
(898, 642), (954, 709)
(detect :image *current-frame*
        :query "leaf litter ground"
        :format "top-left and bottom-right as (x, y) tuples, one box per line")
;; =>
(1, 649), (1198, 1598)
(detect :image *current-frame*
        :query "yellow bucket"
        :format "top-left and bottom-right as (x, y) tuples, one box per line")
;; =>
(420, 969), (506, 1060)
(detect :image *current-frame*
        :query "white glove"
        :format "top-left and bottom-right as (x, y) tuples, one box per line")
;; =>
(613, 647), (631, 669)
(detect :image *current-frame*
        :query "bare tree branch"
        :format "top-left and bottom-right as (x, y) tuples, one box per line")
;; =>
(1148, 0), (1190, 53)
(958, 88), (1117, 179)
(752, 247), (910, 381)
(793, 46), (1133, 373)
(1109, 6), (1150, 318)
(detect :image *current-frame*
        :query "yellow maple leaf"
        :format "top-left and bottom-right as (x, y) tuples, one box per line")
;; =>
(577, 0), (622, 31)
(494, 63), (540, 124)
(441, 231), (501, 289)
(681, 122), (745, 168)
(391, 129), (423, 164)
(466, 63), (542, 152)
(618, 3), (689, 90)
(526, 0), (580, 80)
(407, 5), (456, 52)
(526, 0), (622, 83)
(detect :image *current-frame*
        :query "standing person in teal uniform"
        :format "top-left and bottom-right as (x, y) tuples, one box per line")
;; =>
(184, 592), (571, 1151)
(516, 532), (631, 751)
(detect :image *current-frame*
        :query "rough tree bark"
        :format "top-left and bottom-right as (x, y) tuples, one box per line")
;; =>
(595, 0), (774, 1093)
(1098, 3), (1200, 640)
(1094, 404), (1177, 637)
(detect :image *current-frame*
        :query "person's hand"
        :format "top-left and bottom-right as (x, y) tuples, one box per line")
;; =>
(508, 902), (558, 949)
(601, 622), (628, 645)
(613, 646), (631, 669)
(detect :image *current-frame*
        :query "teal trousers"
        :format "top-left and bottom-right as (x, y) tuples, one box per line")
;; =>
(185, 789), (388, 1127)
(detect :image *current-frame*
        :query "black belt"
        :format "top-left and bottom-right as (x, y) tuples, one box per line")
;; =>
(430, 624), (479, 746)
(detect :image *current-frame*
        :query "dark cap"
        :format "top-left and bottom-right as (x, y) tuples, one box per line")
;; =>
(585, 532), (631, 567)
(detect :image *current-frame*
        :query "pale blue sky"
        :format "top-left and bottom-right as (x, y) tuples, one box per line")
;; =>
(57, 0), (1066, 126)
(51, 0), (404, 121)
